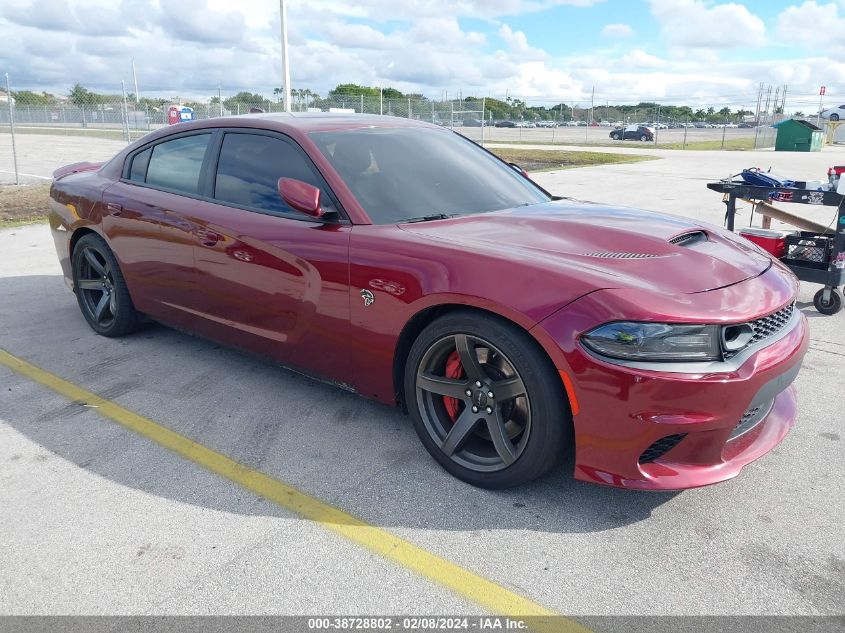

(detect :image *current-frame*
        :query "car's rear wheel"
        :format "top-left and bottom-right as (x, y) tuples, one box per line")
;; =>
(611, 133), (620, 140)
(640, 134), (648, 141)
(405, 311), (571, 488)
(72, 233), (142, 337)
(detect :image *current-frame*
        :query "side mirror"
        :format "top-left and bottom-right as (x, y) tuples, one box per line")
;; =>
(508, 162), (529, 179)
(277, 178), (324, 218)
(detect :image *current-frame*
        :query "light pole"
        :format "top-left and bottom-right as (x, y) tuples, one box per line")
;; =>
(279, 0), (291, 113)
(131, 58), (139, 106)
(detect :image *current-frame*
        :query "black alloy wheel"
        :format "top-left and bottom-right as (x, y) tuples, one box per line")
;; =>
(405, 311), (571, 488)
(72, 233), (142, 337)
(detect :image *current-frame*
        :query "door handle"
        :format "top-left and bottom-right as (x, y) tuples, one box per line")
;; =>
(106, 202), (122, 216)
(195, 228), (220, 247)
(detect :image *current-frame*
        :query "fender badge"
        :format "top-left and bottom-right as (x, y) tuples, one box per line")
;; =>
(360, 289), (375, 306)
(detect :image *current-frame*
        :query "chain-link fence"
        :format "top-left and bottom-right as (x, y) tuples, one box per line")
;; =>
(1, 79), (834, 185)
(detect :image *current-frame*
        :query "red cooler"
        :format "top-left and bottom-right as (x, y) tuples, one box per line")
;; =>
(738, 227), (798, 258)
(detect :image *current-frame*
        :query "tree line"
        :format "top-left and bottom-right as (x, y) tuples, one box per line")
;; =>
(8, 82), (763, 123)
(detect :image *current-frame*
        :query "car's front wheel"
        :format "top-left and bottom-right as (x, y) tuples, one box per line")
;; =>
(831, 114), (840, 121)
(405, 311), (571, 489)
(72, 233), (143, 337)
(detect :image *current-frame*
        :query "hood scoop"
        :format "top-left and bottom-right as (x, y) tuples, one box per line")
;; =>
(583, 251), (659, 259)
(669, 230), (709, 247)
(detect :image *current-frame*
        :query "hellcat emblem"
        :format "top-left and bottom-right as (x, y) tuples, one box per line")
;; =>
(360, 289), (375, 306)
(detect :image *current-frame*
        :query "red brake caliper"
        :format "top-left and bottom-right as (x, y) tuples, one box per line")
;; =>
(443, 351), (464, 422)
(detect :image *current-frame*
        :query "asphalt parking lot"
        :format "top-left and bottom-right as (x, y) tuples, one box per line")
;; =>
(0, 134), (844, 624)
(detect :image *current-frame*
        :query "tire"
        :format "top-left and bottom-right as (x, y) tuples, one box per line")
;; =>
(640, 134), (648, 141)
(813, 287), (843, 315)
(611, 133), (620, 140)
(71, 233), (143, 337)
(404, 310), (571, 489)
(831, 114), (840, 121)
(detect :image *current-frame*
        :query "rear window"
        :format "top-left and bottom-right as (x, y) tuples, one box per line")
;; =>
(143, 134), (211, 195)
(128, 147), (151, 183)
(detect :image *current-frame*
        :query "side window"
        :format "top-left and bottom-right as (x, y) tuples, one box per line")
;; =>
(128, 147), (151, 183)
(144, 134), (212, 195)
(213, 133), (336, 215)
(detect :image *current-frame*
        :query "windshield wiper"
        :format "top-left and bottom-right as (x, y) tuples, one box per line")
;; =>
(403, 213), (457, 223)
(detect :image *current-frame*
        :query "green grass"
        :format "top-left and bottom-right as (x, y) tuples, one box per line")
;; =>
(0, 183), (52, 228)
(0, 126), (148, 142)
(488, 148), (657, 172)
(487, 137), (763, 151)
(0, 216), (49, 229)
(655, 137), (757, 150)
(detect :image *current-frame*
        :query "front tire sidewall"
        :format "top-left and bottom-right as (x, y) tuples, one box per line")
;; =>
(404, 311), (571, 489)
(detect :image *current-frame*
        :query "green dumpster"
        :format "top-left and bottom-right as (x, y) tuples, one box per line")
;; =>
(774, 119), (824, 152)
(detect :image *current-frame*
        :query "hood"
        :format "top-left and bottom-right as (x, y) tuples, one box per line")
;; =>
(398, 201), (772, 295)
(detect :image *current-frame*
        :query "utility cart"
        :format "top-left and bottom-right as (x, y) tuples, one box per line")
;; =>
(706, 180), (845, 315)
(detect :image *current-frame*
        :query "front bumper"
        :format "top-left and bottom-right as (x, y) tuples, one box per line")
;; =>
(536, 268), (808, 490)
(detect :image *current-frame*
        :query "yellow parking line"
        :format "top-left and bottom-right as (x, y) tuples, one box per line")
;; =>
(0, 348), (591, 633)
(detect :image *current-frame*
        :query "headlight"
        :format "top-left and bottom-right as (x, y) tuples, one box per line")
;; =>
(581, 322), (722, 361)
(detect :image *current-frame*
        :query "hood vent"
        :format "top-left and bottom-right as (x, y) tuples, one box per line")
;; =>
(670, 231), (708, 247)
(583, 252), (659, 259)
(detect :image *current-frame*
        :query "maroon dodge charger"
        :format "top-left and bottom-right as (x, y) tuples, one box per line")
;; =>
(49, 113), (808, 489)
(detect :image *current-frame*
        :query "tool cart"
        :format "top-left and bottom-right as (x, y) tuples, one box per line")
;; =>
(706, 180), (845, 315)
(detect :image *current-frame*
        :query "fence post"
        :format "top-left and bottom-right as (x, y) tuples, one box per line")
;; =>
(4, 73), (20, 185)
(481, 97), (486, 147)
(360, 94), (364, 114)
(721, 124), (726, 150)
(121, 80), (130, 143)
(683, 118), (688, 149)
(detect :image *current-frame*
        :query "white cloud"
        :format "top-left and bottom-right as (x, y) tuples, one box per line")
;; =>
(648, 0), (766, 49)
(621, 49), (663, 68)
(775, 1), (845, 54)
(498, 24), (547, 60)
(298, 0), (606, 21)
(600, 23), (633, 38)
(0, 0), (840, 111)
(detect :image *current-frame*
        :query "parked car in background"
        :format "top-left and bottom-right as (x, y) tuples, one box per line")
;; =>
(494, 120), (516, 128)
(738, 122), (755, 128)
(610, 125), (654, 141)
(48, 112), (808, 490)
(820, 105), (845, 121)
(565, 121), (579, 127)
(462, 119), (482, 127)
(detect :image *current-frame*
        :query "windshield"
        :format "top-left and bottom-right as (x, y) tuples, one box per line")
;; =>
(309, 127), (550, 224)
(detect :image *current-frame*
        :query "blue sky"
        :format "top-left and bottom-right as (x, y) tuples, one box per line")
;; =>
(1, 0), (843, 110)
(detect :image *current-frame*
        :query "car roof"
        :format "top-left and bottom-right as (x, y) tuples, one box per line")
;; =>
(186, 112), (439, 134)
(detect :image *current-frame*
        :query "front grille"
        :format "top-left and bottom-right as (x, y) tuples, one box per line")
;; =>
(583, 252), (658, 259)
(722, 302), (795, 360)
(669, 231), (708, 247)
(639, 433), (687, 463)
(730, 398), (774, 440)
